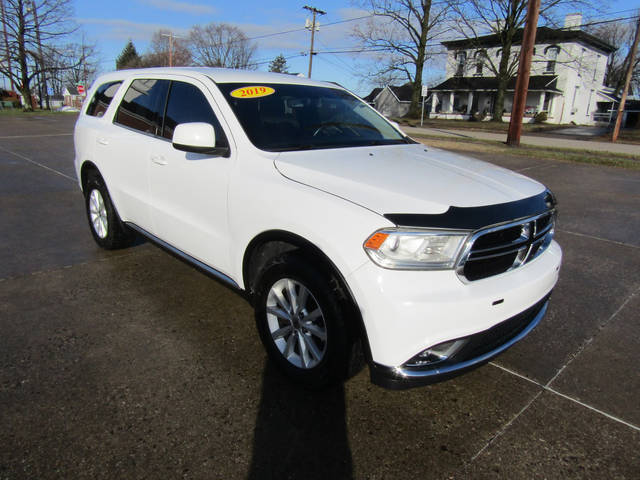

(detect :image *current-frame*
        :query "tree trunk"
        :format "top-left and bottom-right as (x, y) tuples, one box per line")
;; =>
(17, 4), (33, 111)
(492, 34), (514, 121)
(492, 75), (509, 121)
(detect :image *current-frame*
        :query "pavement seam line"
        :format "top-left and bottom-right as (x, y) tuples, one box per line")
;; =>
(0, 144), (75, 181)
(558, 229), (640, 249)
(546, 288), (639, 387)
(490, 362), (640, 433)
(470, 389), (543, 462)
(0, 133), (73, 139)
(515, 163), (558, 172)
(470, 287), (639, 463)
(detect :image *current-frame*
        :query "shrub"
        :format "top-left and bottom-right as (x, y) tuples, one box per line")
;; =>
(534, 111), (548, 123)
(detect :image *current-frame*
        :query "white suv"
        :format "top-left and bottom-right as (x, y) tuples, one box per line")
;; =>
(74, 68), (562, 389)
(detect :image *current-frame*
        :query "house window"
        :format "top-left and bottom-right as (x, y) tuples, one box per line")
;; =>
(474, 50), (486, 76)
(455, 51), (466, 76)
(571, 86), (579, 114)
(545, 46), (560, 74)
(578, 48), (586, 77)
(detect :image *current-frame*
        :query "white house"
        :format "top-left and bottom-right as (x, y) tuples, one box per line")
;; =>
(430, 14), (616, 125)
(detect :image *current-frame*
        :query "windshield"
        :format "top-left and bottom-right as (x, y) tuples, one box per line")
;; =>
(217, 82), (410, 152)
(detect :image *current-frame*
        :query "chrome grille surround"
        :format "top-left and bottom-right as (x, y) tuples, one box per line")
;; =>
(456, 210), (556, 282)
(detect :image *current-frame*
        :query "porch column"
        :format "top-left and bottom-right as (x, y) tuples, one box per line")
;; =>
(466, 92), (474, 114)
(539, 92), (546, 112)
(448, 92), (454, 113)
(431, 93), (438, 115)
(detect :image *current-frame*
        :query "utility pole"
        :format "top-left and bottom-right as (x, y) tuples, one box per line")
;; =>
(0, 0), (14, 91)
(161, 32), (185, 67)
(31, 0), (49, 109)
(506, 0), (541, 146)
(611, 13), (640, 142)
(304, 5), (325, 78)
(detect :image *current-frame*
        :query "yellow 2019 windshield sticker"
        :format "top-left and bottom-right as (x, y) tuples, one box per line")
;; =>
(230, 86), (275, 99)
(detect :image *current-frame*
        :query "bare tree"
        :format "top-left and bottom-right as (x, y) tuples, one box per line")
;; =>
(189, 23), (257, 69)
(451, 0), (597, 121)
(588, 19), (639, 95)
(46, 40), (99, 97)
(353, 0), (453, 117)
(0, 0), (78, 110)
(140, 29), (192, 67)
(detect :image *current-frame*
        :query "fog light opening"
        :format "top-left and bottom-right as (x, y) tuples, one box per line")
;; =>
(404, 338), (468, 368)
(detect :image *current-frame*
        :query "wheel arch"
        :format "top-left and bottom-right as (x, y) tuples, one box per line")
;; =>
(242, 229), (373, 364)
(80, 160), (101, 192)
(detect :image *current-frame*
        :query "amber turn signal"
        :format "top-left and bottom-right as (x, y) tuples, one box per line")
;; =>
(364, 232), (389, 250)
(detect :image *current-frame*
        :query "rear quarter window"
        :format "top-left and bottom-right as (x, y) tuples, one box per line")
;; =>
(86, 81), (122, 117)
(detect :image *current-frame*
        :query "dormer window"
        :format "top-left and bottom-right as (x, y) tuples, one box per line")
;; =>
(455, 51), (467, 76)
(545, 46), (560, 74)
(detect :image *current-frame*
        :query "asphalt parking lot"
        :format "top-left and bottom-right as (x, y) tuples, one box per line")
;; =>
(1, 114), (638, 479)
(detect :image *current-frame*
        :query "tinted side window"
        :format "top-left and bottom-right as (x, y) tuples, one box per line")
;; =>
(162, 81), (228, 147)
(115, 79), (170, 135)
(86, 81), (122, 117)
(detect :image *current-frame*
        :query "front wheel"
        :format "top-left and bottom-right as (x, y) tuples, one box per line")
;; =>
(254, 253), (353, 388)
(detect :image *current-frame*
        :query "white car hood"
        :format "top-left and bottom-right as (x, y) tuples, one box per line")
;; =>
(274, 143), (545, 215)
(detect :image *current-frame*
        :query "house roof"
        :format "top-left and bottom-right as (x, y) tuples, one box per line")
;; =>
(363, 87), (382, 102)
(431, 75), (562, 93)
(597, 99), (640, 111)
(363, 83), (414, 103)
(65, 85), (80, 95)
(388, 84), (414, 102)
(442, 26), (616, 55)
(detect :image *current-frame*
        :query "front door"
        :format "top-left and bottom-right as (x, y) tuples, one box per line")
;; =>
(149, 79), (235, 275)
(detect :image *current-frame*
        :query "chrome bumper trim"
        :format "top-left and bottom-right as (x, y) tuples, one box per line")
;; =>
(393, 301), (547, 379)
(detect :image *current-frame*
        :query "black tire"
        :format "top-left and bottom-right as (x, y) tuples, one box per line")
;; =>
(254, 252), (354, 389)
(84, 172), (134, 250)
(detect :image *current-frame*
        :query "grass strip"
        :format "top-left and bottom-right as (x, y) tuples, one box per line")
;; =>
(410, 133), (640, 170)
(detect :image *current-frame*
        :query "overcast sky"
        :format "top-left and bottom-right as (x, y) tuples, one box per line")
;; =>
(72, 0), (640, 96)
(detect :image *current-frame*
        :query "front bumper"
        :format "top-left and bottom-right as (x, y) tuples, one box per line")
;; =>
(345, 240), (561, 384)
(369, 295), (549, 389)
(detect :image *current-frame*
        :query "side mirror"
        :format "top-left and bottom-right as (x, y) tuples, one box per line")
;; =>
(172, 122), (228, 156)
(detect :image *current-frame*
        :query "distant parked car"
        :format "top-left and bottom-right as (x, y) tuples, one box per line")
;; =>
(73, 68), (561, 389)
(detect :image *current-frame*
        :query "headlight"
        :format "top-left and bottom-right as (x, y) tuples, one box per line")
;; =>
(363, 228), (469, 270)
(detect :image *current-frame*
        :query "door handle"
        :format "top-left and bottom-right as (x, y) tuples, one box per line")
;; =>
(151, 155), (168, 166)
(96, 138), (109, 146)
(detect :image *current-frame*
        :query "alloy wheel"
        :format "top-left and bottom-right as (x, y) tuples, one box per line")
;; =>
(266, 278), (327, 369)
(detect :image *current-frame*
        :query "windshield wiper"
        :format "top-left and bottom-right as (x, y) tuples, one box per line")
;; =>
(268, 144), (317, 152)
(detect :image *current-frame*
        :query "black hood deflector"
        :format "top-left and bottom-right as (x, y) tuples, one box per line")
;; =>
(384, 190), (556, 230)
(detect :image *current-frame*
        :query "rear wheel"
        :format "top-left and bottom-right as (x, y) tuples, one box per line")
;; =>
(84, 172), (133, 249)
(254, 252), (353, 388)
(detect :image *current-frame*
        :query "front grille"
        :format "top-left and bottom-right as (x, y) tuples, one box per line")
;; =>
(459, 211), (555, 281)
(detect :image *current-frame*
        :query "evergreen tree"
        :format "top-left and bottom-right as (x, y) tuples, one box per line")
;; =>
(268, 54), (289, 73)
(116, 40), (141, 70)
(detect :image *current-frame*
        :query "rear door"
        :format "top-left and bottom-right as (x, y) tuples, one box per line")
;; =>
(104, 78), (170, 232)
(149, 78), (235, 274)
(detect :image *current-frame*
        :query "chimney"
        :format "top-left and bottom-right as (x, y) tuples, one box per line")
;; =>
(564, 13), (582, 30)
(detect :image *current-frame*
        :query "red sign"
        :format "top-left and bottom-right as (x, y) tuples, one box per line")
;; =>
(77, 84), (85, 95)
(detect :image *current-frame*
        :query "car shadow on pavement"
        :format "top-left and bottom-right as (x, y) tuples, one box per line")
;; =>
(247, 361), (353, 480)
